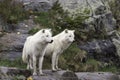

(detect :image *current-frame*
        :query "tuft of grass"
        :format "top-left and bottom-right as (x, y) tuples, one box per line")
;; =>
(33, 12), (51, 27)
(99, 65), (119, 73)
(0, 58), (26, 69)
(0, 0), (29, 31)
(28, 28), (39, 35)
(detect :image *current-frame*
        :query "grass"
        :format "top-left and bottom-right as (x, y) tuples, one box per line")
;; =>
(0, 58), (26, 69)
(33, 12), (51, 27)
(0, 0), (29, 31)
(99, 65), (119, 73)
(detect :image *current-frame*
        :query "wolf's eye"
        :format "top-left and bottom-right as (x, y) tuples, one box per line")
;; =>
(69, 35), (71, 37)
(46, 35), (49, 37)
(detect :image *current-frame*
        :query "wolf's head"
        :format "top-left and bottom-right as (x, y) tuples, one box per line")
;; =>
(63, 29), (75, 43)
(41, 29), (53, 43)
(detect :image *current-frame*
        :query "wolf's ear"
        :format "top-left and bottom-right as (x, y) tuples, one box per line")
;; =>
(42, 29), (45, 33)
(65, 29), (68, 33)
(48, 29), (51, 32)
(72, 30), (75, 32)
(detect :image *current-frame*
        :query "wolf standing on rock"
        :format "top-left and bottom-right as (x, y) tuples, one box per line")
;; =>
(22, 29), (53, 75)
(45, 29), (75, 71)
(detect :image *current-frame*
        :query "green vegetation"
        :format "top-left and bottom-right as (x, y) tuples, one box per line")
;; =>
(0, 58), (26, 69)
(99, 65), (119, 73)
(109, 0), (120, 29)
(30, 1), (89, 36)
(0, 0), (29, 31)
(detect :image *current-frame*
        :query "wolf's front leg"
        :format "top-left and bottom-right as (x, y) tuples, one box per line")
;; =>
(27, 63), (30, 70)
(39, 56), (44, 75)
(29, 58), (33, 69)
(33, 56), (37, 75)
(55, 55), (61, 71)
(52, 52), (57, 72)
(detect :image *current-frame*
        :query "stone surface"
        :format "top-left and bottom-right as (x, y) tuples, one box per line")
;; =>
(0, 67), (119, 80)
(0, 67), (31, 80)
(76, 72), (120, 80)
(0, 19), (37, 60)
(79, 39), (120, 66)
(31, 70), (78, 80)
(18, 0), (52, 12)
(16, 0), (116, 34)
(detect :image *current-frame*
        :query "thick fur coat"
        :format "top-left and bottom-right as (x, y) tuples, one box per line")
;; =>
(22, 29), (53, 75)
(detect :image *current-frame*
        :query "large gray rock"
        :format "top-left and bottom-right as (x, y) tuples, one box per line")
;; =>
(32, 70), (78, 80)
(76, 72), (120, 80)
(112, 30), (120, 57)
(0, 67), (31, 80)
(58, 0), (116, 34)
(20, 0), (52, 11)
(79, 39), (120, 66)
(0, 19), (37, 60)
(18, 0), (116, 34)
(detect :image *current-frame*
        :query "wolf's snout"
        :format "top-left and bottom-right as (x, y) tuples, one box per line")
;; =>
(73, 39), (75, 42)
(50, 40), (53, 43)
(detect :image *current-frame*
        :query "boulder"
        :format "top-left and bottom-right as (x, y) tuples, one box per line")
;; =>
(0, 19), (37, 60)
(17, 0), (116, 34)
(76, 72), (120, 80)
(79, 39), (120, 66)
(0, 66), (31, 80)
(20, 0), (52, 12)
(32, 70), (78, 80)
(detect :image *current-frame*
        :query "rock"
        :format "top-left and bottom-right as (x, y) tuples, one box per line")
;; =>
(112, 30), (120, 57)
(31, 70), (78, 80)
(76, 72), (120, 80)
(0, 19), (37, 60)
(0, 67), (119, 80)
(0, 66), (31, 80)
(16, 0), (116, 34)
(79, 39), (120, 66)
(20, 0), (52, 12)
(55, 0), (116, 34)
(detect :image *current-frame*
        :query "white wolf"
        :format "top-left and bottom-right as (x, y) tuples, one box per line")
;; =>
(45, 29), (75, 71)
(22, 29), (53, 75)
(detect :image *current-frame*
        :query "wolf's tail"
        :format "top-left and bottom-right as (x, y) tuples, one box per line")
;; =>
(22, 36), (32, 63)
(22, 47), (28, 63)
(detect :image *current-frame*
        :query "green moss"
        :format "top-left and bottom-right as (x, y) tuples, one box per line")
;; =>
(0, 58), (26, 69)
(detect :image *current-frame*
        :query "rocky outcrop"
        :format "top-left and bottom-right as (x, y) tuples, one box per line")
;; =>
(0, 67), (31, 80)
(0, 19), (37, 60)
(19, 0), (52, 12)
(32, 70), (78, 80)
(18, 0), (116, 34)
(76, 72), (120, 80)
(0, 67), (119, 80)
(79, 39), (120, 66)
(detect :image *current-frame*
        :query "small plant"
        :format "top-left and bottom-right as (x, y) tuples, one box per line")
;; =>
(0, 0), (29, 31)
(28, 28), (39, 35)
(109, 0), (120, 29)
(0, 58), (26, 69)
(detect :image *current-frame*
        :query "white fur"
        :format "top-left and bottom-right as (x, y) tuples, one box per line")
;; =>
(45, 29), (75, 71)
(22, 29), (53, 75)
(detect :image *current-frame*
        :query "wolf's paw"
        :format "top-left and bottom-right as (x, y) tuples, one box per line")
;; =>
(33, 72), (37, 76)
(39, 73), (47, 76)
(52, 69), (57, 72)
(57, 68), (62, 71)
